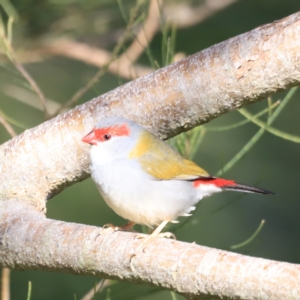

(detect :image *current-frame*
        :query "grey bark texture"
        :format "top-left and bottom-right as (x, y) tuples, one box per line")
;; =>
(0, 12), (300, 300)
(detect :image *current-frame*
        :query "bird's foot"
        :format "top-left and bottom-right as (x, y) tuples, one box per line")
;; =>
(131, 220), (174, 258)
(120, 221), (136, 232)
(157, 231), (176, 240)
(135, 231), (176, 240)
(103, 221), (136, 232)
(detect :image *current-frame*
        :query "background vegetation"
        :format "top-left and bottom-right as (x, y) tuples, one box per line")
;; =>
(0, 0), (299, 299)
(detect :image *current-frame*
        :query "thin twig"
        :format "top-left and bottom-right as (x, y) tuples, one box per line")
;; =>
(12, 61), (48, 117)
(20, 41), (154, 79)
(0, 0), (235, 87)
(1, 268), (10, 300)
(0, 111), (17, 137)
(80, 279), (112, 300)
(215, 87), (298, 177)
(164, 0), (239, 28)
(52, 0), (160, 116)
(114, 0), (160, 72)
(0, 32), (49, 118)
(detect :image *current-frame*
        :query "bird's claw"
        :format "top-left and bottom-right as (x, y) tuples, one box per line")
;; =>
(135, 231), (176, 240)
(103, 223), (116, 229)
(103, 221), (136, 232)
(158, 232), (176, 240)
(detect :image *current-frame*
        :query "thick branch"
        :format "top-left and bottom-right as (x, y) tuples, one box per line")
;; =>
(1, 201), (299, 300)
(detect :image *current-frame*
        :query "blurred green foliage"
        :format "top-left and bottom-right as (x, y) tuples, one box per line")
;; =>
(0, 0), (300, 299)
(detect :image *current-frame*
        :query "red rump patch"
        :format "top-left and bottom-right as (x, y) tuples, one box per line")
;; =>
(93, 124), (130, 141)
(193, 178), (237, 188)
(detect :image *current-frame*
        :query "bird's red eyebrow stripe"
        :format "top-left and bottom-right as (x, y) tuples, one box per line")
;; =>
(193, 178), (237, 187)
(93, 124), (130, 141)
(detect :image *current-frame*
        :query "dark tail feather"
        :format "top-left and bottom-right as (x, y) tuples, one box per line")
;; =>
(223, 183), (275, 195)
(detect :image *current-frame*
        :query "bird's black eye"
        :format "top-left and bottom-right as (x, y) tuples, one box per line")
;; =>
(103, 134), (111, 141)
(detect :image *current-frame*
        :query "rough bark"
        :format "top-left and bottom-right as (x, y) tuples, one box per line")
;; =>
(0, 12), (300, 300)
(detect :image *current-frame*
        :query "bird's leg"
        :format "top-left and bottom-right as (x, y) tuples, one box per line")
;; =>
(103, 221), (136, 232)
(119, 221), (136, 232)
(149, 220), (176, 239)
(133, 220), (175, 255)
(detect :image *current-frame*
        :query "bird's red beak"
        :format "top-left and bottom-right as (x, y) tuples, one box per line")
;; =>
(82, 129), (97, 145)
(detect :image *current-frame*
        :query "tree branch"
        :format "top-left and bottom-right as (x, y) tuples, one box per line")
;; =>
(0, 12), (300, 299)
(1, 200), (299, 300)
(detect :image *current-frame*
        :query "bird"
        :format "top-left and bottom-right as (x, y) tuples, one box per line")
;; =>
(82, 116), (273, 242)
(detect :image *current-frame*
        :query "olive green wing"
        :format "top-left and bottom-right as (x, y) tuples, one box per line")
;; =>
(129, 130), (210, 180)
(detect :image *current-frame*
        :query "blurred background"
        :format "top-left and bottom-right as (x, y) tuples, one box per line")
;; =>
(0, 0), (300, 299)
